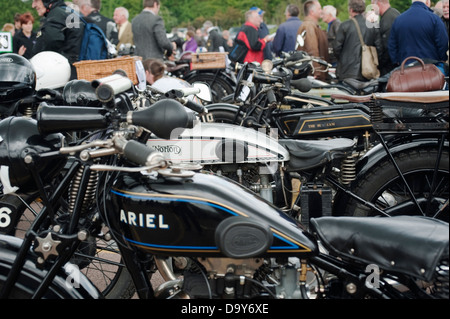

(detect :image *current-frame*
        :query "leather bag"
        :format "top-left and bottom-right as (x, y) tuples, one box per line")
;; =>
(386, 56), (446, 92)
(352, 18), (380, 80)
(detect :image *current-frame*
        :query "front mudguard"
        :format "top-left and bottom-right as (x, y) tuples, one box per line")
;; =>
(0, 234), (102, 299)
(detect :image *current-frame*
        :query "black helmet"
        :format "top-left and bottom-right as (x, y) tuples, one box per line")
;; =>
(0, 53), (36, 106)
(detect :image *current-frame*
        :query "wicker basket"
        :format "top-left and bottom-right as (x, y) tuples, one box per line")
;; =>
(74, 56), (142, 84)
(191, 52), (227, 70)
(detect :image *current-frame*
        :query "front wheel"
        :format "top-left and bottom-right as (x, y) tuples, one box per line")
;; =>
(339, 148), (449, 221)
(0, 193), (135, 299)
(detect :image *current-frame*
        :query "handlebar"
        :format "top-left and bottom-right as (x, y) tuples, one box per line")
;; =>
(166, 87), (200, 98)
(311, 57), (331, 67)
(60, 134), (168, 171)
(165, 88), (208, 114)
(37, 98), (195, 139)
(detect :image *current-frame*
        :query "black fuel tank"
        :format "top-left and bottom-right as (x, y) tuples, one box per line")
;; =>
(107, 171), (318, 258)
(277, 108), (372, 138)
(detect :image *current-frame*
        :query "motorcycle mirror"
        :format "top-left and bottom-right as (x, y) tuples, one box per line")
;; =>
(192, 82), (212, 102)
(296, 31), (306, 49)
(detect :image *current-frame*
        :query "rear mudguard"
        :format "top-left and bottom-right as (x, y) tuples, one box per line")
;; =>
(205, 102), (240, 113)
(332, 135), (448, 215)
(184, 69), (236, 89)
(0, 234), (102, 299)
(355, 135), (449, 179)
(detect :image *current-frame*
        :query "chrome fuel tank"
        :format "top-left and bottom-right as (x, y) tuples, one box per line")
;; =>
(107, 171), (317, 258)
(146, 122), (289, 164)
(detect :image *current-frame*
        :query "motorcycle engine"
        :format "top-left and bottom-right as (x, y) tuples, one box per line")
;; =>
(154, 257), (312, 299)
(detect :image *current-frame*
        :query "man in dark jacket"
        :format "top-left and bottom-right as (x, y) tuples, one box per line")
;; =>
(371, 0), (400, 76)
(388, 0), (448, 66)
(322, 5), (341, 67)
(32, 0), (83, 79)
(132, 0), (174, 60)
(442, 0), (449, 35)
(333, 0), (382, 81)
(272, 4), (302, 57)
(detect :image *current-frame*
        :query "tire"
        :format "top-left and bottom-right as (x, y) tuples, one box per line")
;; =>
(0, 193), (135, 299)
(186, 73), (234, 103)
(342, 148), (449, 221)
(0, 239), (101, 299)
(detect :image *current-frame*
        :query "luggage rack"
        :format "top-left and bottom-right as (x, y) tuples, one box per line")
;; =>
(331, 91), (449, 134)
(371, 91), (448, 134)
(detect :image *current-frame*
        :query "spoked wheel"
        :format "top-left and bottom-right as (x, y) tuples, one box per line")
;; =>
(0, 193), (135, 299)
(343, 148), (449, 222)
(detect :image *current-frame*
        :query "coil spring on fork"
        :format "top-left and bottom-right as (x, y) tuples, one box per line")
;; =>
(23, 106), (34, 118)
(68, 166), (99, 215)
(340, 154), (356, 185)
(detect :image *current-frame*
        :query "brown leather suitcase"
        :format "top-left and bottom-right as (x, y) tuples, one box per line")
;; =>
(386, 56), (445, 92)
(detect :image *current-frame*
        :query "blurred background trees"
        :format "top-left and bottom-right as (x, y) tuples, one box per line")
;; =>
(0, 0), (435, 36)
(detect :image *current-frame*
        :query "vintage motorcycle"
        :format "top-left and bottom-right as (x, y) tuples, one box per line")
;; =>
(0, 87), (448, 299)
(200, 59), (449, 223)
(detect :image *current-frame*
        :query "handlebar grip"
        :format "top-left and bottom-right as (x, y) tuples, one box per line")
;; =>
(37, 104), (109, 134)
(184, 99), (207, 114)
(123, 140), (165, 166)
(314, 58), (330, 67)
(267, 89), (277, 105)
(252, 73), (283, 84)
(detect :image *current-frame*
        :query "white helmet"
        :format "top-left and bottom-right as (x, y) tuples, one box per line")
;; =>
(30, 51), (71, 90)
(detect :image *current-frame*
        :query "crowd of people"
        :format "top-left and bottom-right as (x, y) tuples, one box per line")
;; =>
(2, 0), (449, 83)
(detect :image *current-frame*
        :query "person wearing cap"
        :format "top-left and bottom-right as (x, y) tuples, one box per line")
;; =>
(250, 6), (273, 60)
(235, 9), (273, 64)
